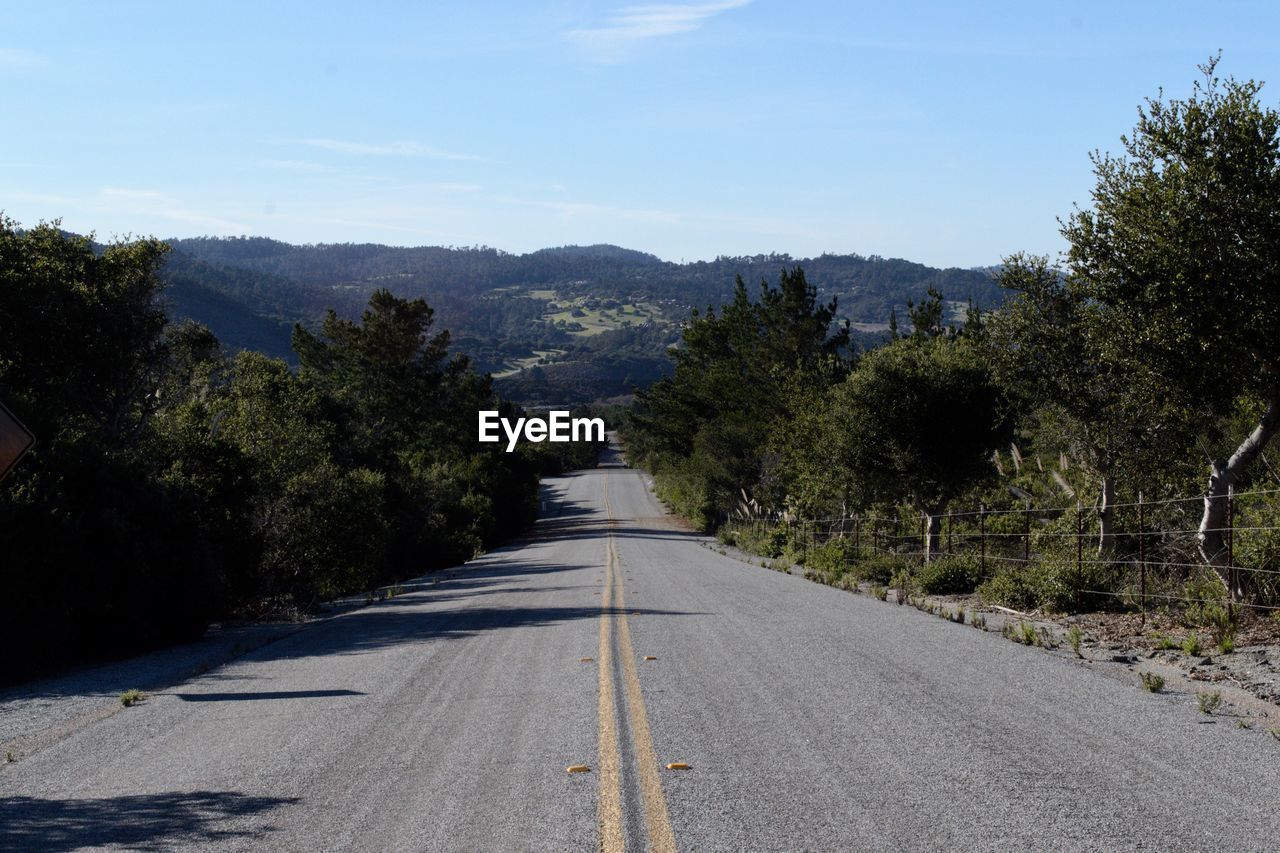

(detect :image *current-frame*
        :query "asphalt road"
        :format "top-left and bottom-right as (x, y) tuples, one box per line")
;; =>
(4, 449), (1280, 851)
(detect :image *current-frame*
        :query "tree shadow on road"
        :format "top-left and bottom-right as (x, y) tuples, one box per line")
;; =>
(530, 521), (705, 544)
(255, 600), (703, 662)
(173, 689), (365, 702)
(0, 790), (298, 852)
(520, 497), (704, 543)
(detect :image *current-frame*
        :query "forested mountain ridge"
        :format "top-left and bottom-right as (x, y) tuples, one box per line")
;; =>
(160, 236), (1007, 404)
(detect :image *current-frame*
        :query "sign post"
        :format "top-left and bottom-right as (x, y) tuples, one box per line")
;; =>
(0, 399), (35, 482)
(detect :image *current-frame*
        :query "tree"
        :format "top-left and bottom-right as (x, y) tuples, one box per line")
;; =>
(629, 267), (850, 527)
(830, 336), (1013, 560)
(0, 220), (217, 678)
(0, 218), (169, 444)
(906, 286), (947, 340)
(1061, 58), (1280, 586)
(294, 288), (539, 567)
(988, 255), (1197, 553)
(293, 288), (454, 460)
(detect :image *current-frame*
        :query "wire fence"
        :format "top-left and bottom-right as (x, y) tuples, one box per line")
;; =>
(724, 486), (1280, 619)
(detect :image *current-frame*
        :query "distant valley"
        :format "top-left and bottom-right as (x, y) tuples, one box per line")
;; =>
(160, 237), (1007, 406)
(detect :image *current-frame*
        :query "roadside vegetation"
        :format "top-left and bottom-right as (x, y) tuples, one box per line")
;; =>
(626, 59), (1280, 637)
(0, 223), (600, 682)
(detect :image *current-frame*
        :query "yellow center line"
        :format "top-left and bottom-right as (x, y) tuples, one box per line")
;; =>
(600, 473), (677, 853)
(598, 474), (624, 852)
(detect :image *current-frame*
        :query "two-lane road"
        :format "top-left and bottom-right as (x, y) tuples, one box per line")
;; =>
(4, 452), (1280, 851)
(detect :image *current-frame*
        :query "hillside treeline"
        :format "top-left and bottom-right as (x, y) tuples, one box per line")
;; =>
(626, 62), (1280, 611)
(165, 236), (1002, 321)
(0, 220), (595, 682)
(159, 235), (1005, 403)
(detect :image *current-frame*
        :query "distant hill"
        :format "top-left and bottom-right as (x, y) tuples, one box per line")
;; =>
(530, 244), (662, 264)
(159, 238), (1007, 404)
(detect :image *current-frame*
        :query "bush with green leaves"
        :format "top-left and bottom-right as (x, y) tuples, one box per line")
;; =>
(918, 553), (985, 595)
(119, 689), (146, 707)
(851, 553), (911, 585)
(1067, 625), (1083, 657)
(651, 464), (717, 531)
(979, 563), (1059, 612)
(733, 524), (788, 559)
(978, 552), (1119, 613)
(1235, 490), (1280, 604)
(1197, 691), (1223, 714)
(890, 567), (914, 603)
(1182, 571), (1231, 629)
(803, 537), (860, 576)
(259, 463), (388, 604)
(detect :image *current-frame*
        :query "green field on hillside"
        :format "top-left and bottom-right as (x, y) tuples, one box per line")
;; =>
(532, 290), (666, 337)
(491, 349), (565, 378)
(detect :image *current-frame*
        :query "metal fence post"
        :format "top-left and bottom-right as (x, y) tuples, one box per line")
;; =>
(1075, 500), (1083, 589)
(1023, 501), (1031, 565)
(979, 503), (986, 575)
(1227, 485), (1236, 619)
(919, 511), (926, 564)
(1138, 491), (1146, 627)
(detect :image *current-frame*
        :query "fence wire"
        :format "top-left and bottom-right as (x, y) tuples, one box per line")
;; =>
(724, 485), (1280, 615)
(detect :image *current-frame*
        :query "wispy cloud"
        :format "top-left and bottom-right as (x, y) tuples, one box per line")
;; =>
(0, 48), (48, 71)
(493, 194), (685, 225)
(566, 0), (749, 60)
(423, 182), (482, 193)
(7, 187), (250, 234)
(97, 187), (248, 231)
(258, 158), (332, 174)
(101, 187), (165, 201)
(297, 138), (483, 161)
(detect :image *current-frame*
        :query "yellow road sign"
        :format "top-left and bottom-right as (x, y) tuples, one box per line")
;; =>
(0, 399), (35, 481)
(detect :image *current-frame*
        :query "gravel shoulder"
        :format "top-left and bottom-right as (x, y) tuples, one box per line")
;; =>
(706, 538), (1280, 733)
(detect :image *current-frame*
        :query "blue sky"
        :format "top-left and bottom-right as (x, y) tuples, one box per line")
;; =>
(2, 1), (1278, 268)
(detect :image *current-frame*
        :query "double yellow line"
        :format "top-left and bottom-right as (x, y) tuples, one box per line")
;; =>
(598, 474), (676, 853)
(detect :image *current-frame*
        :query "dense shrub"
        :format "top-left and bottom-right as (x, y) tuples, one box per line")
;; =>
(1181, 571), (1231, 629)
(0, 221), (552, 682)
(978, 566), (1047, 612)
(804, 537), (860, 575)
(259, 464), (388, 603)
(734, 524), (788, 559)
(978, 553), (1118, 613)
(1234, 490), (1280, 604)
(852, 553), (911, 585)
(652, 465), (717, 531)
(918, 553), (986, 595)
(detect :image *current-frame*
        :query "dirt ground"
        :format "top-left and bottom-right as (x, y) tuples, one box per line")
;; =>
(708, 538), (1280, 731)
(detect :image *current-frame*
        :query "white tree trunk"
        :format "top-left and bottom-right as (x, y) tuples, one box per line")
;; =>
(1096, 471), (1115, 557)
(1199, 397), (1280, 593)
(923, 510), (943, 562)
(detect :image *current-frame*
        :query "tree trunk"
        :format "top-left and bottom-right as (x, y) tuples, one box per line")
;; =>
(1096, 471), (1115, 557)
(923, 509), (943, 562)
(1199, 396), (1280, 592)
